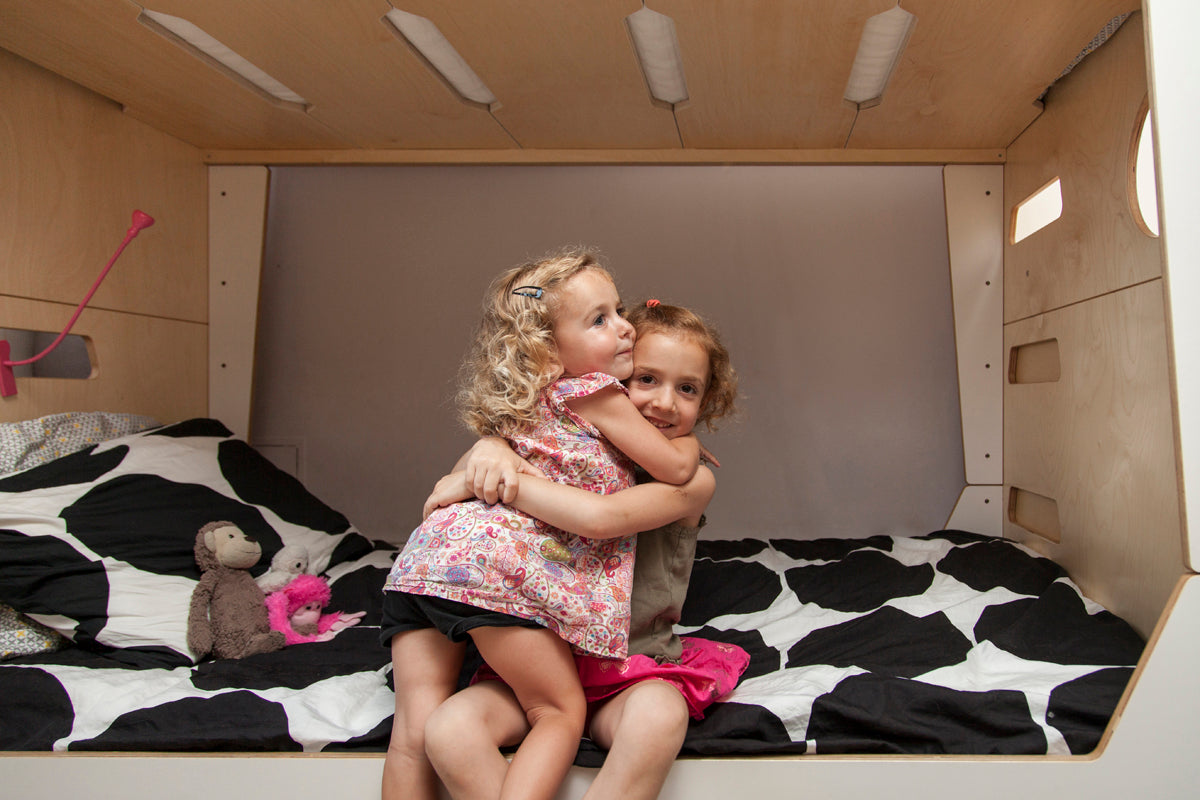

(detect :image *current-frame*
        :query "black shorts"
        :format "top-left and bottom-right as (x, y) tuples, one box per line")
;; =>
(379, 590), (544, 648)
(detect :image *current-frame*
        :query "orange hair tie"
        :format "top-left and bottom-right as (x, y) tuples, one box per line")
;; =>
(646, 299), (661, 308)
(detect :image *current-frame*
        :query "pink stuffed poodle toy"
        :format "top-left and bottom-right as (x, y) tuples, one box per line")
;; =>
(265, 574), (365, 644)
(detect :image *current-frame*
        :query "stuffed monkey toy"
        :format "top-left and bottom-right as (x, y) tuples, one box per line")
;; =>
(187, 521), (286, 660)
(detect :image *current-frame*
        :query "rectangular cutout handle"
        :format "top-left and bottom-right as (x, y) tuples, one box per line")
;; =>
(1007, 486), (1062, 543)
(0, 328), (95, 379)
(1008, 338), (1061, 384)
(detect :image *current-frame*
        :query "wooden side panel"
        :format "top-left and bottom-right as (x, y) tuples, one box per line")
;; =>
(1004, 282), (1182, 638)
(0, 49), (208, 423)
(1147, 0), (1200, 572)
(0, 297), (206, 424)
(0, 49), (208, 324)
(1004, 12), (1160, 323)
(944, 165), (1004, 488)
(208, 166), (269, 442)
(1001, 8), (1184, 640)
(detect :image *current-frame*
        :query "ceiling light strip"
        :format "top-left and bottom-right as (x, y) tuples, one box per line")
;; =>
(625, 7), (689, 106)
(138, 10), (308, 110)
(383, 9), (497, 108)
(843, 5), (917, 109)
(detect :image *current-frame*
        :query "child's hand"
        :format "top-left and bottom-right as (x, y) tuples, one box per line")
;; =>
(463, 436), (546, 504)
(699, 442), (721, 468)
(422, 472), (474, 519)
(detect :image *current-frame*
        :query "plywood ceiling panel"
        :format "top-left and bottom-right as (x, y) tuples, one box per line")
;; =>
(664, 0), (860, 149)
(0, 0), (348, 149)
(146, 0), (515, 149)
(400, 0), (680, 148)
(0, 0), (1144, 154)
(846, 0), (1141, 149)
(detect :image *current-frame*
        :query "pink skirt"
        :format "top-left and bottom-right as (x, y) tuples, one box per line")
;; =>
(574, 636), (750, 719)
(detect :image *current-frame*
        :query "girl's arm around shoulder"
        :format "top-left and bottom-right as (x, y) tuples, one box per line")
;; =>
(512, 464), (715, 539)
(567, 385), (700, 485)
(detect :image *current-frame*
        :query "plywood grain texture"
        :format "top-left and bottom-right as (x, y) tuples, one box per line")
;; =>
(1004, 281), (1181, 638)
(0, 49), (207, 324)
(0, 0), (1138, 155)
(0, 297), (206, 424)
(1004, 12), (1161, 323)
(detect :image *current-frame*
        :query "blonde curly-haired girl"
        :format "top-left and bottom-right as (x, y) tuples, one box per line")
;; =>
(382, 249), (700, 800)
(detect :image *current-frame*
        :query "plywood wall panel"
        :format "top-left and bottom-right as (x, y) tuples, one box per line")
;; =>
(1004, 281), (1182, 638)
(0, 297), (207, 424)
(1, 47), (208, 424)
(0, 49), (208, 324)
(1147, 0), (1200, 573)
(1004, 13), (1160, 323)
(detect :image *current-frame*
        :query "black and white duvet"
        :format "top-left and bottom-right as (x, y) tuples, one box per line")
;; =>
(0, 417), (1142, 759)
(2, 535), (1142, 758)
(654, 532), (1144, 762)
(0, 542), (400, 752)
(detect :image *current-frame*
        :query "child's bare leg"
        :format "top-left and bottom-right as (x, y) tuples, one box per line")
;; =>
(426, 680), (530, 800)
(382, 628), (466, 800)
(583, 680), (689, 800)
(469, 626), (586, 800)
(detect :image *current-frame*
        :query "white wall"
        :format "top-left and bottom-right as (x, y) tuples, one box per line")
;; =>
(251, 165), (964, 544)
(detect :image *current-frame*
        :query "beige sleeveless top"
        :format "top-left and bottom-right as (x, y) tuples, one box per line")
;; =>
(627, 516), (704, 663)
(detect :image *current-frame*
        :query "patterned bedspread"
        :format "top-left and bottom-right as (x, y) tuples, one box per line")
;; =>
(0, 419), (1142, 759)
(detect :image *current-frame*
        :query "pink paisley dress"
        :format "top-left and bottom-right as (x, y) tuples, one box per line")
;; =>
(385, 373), (637, 659)
(473, 517), (750, 717)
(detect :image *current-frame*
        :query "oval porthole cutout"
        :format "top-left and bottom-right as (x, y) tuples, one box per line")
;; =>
(1130, 98), (1160, 237)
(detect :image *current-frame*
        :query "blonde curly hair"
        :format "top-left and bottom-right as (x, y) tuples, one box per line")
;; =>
(458, 248), (616, 436)
(625, 301), (738, 431)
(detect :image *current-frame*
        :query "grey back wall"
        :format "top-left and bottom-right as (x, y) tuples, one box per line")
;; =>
(251, 165), (964, 544)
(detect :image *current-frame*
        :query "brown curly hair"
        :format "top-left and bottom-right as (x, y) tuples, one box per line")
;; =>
(458, 248), (616, 436)
(625, 301), (738, 431)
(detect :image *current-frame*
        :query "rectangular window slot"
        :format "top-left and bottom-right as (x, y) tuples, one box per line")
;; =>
(1011, 177), (1063, 243)
(1008, 486), (1062, 543)
(1008, 338), (1061, 384)
(0, 329), (95, 379)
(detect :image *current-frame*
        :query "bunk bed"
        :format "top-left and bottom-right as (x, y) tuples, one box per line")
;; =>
(2, 2), (1199, 799)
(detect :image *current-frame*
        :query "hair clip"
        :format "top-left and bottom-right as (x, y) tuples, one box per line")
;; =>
(646, 299), (661, 308)
(512, 286), (545, 299)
